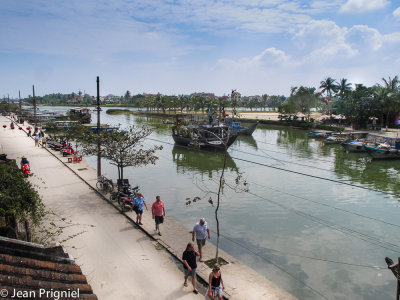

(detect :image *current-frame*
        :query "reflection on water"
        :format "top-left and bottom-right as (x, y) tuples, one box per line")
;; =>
(235, 135), (258, 150)
(172, 146), (238, 177)
(334, 147), (400, 197)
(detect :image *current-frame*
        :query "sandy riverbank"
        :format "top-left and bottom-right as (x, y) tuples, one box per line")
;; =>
(0, 116), (297, 300)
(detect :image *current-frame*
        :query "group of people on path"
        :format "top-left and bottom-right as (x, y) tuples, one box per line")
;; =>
(129, 192), (225, 298)
(183, 218), (225, 299)
(131, 193), (166, 236)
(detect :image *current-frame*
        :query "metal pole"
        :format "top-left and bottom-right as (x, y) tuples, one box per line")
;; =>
(19, 90), (21, 116)
(96, 76), (101, 178)
(32, 85), (37, 125)
(397, 257), (400, 300)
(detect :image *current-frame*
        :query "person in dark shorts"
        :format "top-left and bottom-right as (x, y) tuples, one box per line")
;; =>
(151, 195), (165, 236)
(192, 218), (210, 262)
(182, 242), (200, 294)
(133, 193), (148, 225)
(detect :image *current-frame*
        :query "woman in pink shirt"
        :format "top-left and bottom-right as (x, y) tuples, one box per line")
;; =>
(151, 195), (165, 236)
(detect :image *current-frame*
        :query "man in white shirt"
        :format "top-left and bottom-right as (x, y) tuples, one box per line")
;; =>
(192, 218), (210, 262)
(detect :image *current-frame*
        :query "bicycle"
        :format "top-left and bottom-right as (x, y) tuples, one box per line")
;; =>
(96, 175), (114, 193)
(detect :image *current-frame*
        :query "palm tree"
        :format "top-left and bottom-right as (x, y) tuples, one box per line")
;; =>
(319, 77), (338, 99)
(337, 78), (352, 98)
(381, 75), (399, 90)
(379, 76), (400, 130)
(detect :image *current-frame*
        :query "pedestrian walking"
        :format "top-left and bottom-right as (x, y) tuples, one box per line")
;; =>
(27, 129), (31, 137)
(133, 192), (148, 225)
(182, 242), (200, 294)
(151, 195), (165, 236)
(207, 264), (225, 300)
(34, 135), (40, 147)
(192, 218), (210, 262)
(41, 135), (47, 148)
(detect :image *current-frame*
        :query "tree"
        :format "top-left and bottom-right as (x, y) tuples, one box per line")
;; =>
(337, 78), (352, 98)
(378, 76), (400, 130)
(335, 84), (375, 129)
(320, 77), (338, 99)
(288, 86), (319, 120)
(124, 90), (132, 102)
(185, 139), (248, 264)
(82, 125), (163, 180)
(0, 162), (44, 241)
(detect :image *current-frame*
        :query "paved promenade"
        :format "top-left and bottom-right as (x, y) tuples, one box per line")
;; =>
(0, 116), (296, 300)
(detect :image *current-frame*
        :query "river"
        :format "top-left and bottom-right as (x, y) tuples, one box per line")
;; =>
(40, 106), (400, 300)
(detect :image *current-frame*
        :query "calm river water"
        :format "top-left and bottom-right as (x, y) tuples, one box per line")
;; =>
(43, 106), (400, 300)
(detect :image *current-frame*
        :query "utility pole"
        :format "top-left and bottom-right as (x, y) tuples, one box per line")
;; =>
(32, 85), (37, 125)
(96, 76), (101, 178)
(397, 257), (400, 300)
(19, 90), (21, 116)
(385, 256), (400, 300)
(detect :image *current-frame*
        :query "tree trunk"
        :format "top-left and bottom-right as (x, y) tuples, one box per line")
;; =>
(24, 219), (31, 242)
(215, 151), (227, 263)
(5, 213), (17, 239)
(386, 111), (390, 131)
(120, 166), (124, 180)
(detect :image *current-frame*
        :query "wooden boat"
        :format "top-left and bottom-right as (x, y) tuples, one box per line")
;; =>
(364, 144), (400, 159)
(172, 124), (237, 150)
(323, 134), (348, 145)
(225, 118), (258, 136)
(308, 131), (329, 138)
(341, 141), (367, 152)
(68, 108), (91, 124)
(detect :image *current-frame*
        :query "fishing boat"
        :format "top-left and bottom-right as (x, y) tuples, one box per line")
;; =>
(224, 118), (258, 136)
(68, 108), (91, 124)
(308, 131), (329, 138)
(364, 143), (400, 159)
(341, 141), (367, 152)
(323, 134), (348, 145)
(172, 124), (237, 150)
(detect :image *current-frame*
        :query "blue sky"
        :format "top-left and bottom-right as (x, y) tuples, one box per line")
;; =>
(1, 0), (399, 97)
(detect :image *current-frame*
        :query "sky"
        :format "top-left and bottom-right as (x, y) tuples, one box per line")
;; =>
(0, 0), (399, 98)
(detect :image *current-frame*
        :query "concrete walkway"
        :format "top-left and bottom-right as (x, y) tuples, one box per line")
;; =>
(0, 116), (296, 300)
(0, 117), (203, 300)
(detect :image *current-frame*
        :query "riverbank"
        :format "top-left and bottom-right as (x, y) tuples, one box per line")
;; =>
(0, 116), (297, 299)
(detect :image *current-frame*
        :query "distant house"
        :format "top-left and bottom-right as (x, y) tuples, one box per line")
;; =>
(102, 94), (120, 104)
(190, 92), (215, 99)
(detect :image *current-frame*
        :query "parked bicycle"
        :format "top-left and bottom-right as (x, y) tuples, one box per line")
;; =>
(96, 175), (114, 193)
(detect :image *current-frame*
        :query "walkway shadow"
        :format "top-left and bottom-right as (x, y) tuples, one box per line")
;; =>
(165, 287), (198, 300)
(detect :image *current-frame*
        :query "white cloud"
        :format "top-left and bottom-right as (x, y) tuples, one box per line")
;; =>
(394, 7), (400, 19)
(293, 20), (357, 58)
(340, 0), (389, 13)
(345, 25), (383, 51)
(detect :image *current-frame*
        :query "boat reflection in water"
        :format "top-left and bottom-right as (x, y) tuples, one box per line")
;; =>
(235, 135), (258, 150)
(171, 145), (238, 177)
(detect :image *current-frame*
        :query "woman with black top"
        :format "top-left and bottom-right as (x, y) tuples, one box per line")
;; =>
(207, 264), (224, 299)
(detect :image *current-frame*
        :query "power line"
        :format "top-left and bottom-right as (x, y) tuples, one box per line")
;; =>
(146, 128), (399, 189)
(145, 137), (400, 252)
(146, 135), (400, 198)
(229, 155), (399, 197)
(248, 181), (400, 229)
(211, 229), (386, 270)
(245, 190), (400, 253)
(208, 231), (329, 299)
(103, 115), (400, 248)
